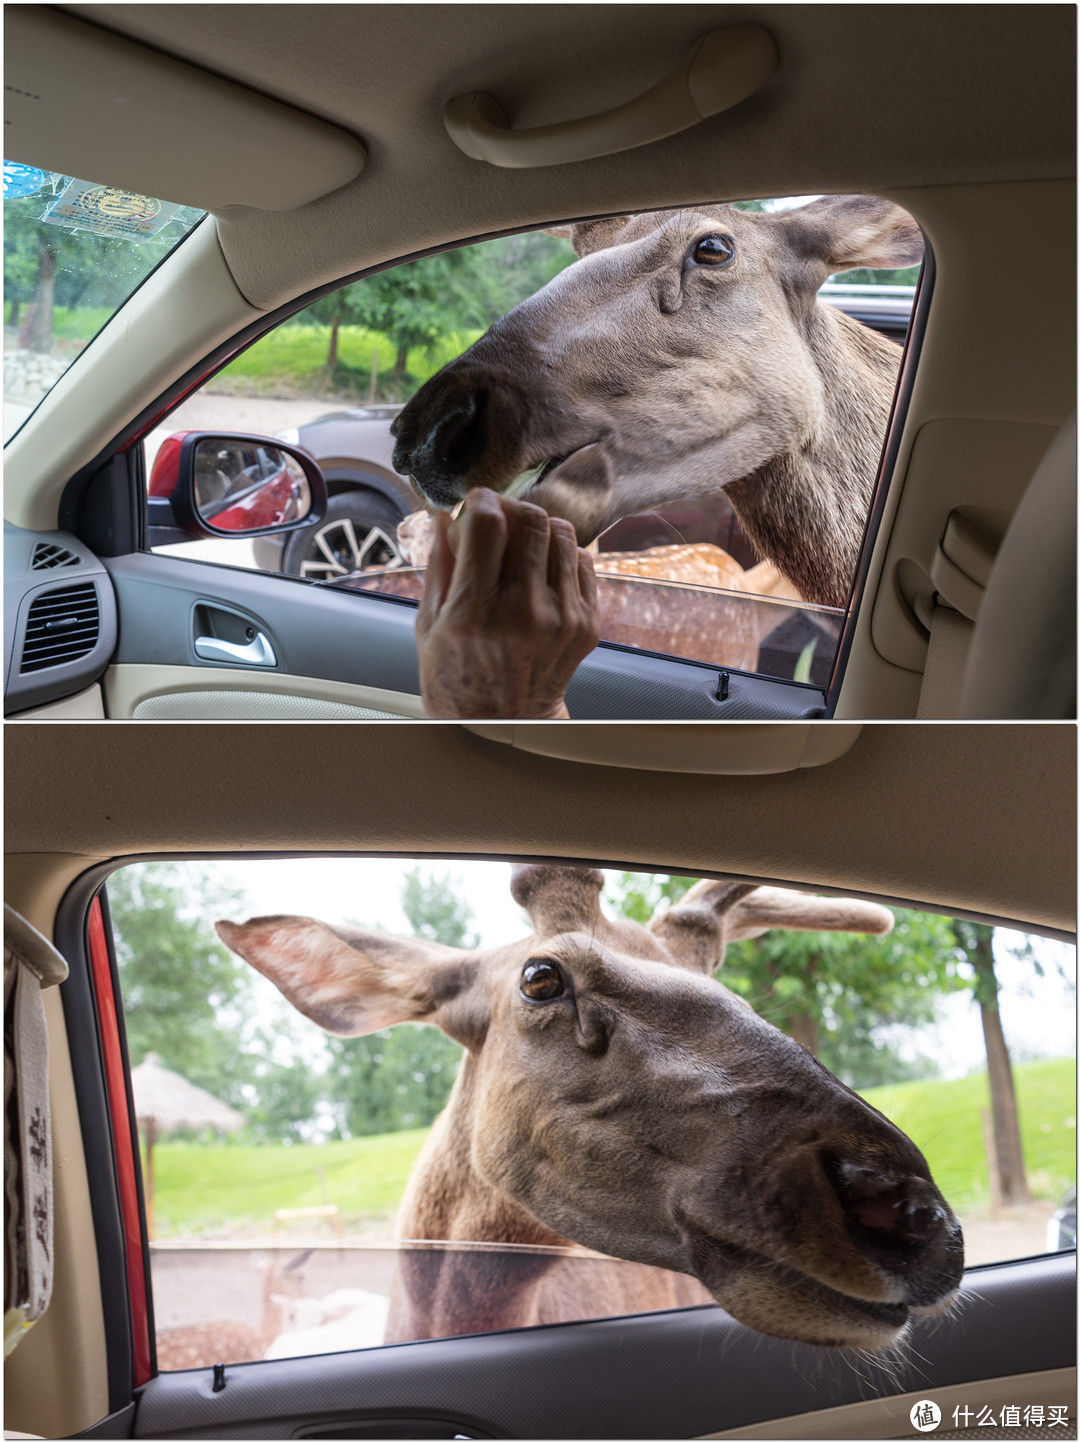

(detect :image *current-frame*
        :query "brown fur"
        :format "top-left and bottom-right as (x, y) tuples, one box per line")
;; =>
(391, 198), (923, 608)
(389, 517), (805, 672)
(217, 868), (963, 1352)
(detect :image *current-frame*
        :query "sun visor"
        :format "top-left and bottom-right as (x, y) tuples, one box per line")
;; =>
(4, 7), (366, 212)
(464, 723), (863, 775)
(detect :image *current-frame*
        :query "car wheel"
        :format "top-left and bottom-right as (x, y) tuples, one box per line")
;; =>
(281, 490), (406, 581)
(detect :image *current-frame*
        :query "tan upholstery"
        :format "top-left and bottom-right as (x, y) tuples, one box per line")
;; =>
(961, 415), (1077, 719)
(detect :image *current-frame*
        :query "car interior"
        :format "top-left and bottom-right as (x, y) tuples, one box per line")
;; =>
(3, 721), (1077, 1439)
(2, 5), (1076, 1441)
(3, 3), (1075, 721)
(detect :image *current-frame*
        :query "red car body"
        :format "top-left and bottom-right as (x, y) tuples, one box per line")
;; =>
(148, 431), (305, 532)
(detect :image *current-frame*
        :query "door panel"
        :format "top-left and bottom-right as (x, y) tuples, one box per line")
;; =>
(132, 1254), (1075, 1439)
(102, 553), (827, 720)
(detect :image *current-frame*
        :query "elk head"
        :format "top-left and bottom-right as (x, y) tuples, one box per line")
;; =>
(217, 866), (962, 1350)
(390, 198), (923, 605)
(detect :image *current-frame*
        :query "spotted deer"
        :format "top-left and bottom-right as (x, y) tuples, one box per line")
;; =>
(217, 866), (963, 1351)
(154, 1249), (310, 1370)
(390, 198), (923, 608)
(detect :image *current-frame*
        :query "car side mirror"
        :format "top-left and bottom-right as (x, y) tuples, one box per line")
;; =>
(147, 431), (328, 541)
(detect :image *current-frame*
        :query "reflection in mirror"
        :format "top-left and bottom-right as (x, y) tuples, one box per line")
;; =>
(194, 439), (312, 533)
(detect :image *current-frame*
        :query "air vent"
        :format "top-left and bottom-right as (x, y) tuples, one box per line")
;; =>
(30, 542), (81, 570)
(20, 583), (100, 673)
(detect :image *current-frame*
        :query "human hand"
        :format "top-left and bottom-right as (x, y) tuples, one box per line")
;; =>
(416, 488), (600, 719)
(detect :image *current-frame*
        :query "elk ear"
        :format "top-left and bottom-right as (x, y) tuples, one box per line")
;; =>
(544, 216), (632, 258)
(650, 882), (894, 972)
(783, 195), (924, 274)
(215, 915), (475, 1037)
(510, 865), (606, 935)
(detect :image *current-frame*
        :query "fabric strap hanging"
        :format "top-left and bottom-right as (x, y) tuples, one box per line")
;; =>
(4, 905), (68, 1358)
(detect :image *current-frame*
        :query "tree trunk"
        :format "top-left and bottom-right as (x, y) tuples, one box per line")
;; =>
(325, 310), (341, 370)
(19, 240), (58, 353)
(8, 299), (20, 331)
(789, 1011), (821, 1057)
(395, 344), (409, 373)
(965, 924), (1030, 1206)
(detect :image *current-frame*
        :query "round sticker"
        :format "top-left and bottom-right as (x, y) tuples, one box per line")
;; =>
(910, 1400), (941, 1433)
(75, 187), (161, 221)
(3, 162), (47, 199)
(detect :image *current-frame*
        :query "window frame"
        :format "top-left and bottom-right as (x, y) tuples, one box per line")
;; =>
(53, 202), (935, 709)
(54, 846), (1073, 1395)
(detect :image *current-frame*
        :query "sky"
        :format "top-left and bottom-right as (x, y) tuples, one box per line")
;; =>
(189, 856), (1075, 1083)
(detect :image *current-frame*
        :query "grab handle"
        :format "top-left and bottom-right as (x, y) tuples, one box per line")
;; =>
(443, 26), (778, 169)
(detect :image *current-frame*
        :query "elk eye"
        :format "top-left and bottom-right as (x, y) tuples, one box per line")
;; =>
(692, 234), (735, 267)
(520, 960), (565, 1001)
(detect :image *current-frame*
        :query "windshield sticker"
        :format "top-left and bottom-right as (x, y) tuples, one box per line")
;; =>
(40, 179), (180, 240)
(3, 162), (48, 199)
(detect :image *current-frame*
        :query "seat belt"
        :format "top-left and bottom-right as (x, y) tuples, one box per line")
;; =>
(4, 906), (68, 1358)
(916, 605), (975, 719)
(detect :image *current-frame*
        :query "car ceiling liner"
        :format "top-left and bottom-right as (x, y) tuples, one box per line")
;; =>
(4, 7), (366, 212)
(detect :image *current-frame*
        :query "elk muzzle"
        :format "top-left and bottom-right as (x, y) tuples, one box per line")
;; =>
(392, 366), (537, 510)
(679, 1119), (964, 1349)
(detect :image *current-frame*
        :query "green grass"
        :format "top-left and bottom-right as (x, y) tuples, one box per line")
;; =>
(860, 1057), (1076, 1209)
(213, 322), (483, 399)
(146, 1127), (431, 1237)
(147, 1059), (1075, 1238)
(7, 304), (482, 401)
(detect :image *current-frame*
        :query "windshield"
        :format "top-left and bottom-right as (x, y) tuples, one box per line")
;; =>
(3, 162), (205, 442)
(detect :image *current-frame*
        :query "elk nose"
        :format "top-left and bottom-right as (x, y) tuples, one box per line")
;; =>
(834, 1162), (945, 1239)
(392, 389), (486, 505)
(829, 1160), (963, 1302)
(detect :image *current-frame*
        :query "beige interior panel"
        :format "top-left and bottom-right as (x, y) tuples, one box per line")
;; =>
(4, 7), (366, 212)
(2, 919), (107, 1440)
(872, 418), (1060, 673)
(701, 1367), (1076, 1440)
(3, 222), (263, 533)
(4, 724), (1074, 936)
(7, 683), (105, 720)
(103, 663), (426, 720)
(64, 5), (1072, 312)
(466, 722), (863, 774)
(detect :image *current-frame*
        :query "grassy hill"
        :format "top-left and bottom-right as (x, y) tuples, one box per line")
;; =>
(148, 1057), (1075, 1238)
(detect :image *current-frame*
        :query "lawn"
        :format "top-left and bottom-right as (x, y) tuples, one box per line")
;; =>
(147, 1127), (431, 1237)
(212, 322), (483, 400)
(12, 306), (482, 403)
(148, 1058), (1075, 1237)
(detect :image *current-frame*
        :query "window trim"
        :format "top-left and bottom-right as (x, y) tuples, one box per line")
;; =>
(52, 848), (1074, 1391)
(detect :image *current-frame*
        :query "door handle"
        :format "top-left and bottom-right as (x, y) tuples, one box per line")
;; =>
(443, 25), (778, 169)
(194, 632), (277, 667)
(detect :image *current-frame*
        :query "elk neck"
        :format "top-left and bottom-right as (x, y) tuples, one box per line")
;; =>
(726, 307), (901, 609)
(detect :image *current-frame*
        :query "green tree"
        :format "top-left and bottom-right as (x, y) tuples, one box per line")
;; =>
(298, 230), (575, 377)
(4, 183), (200, 350)
(326, 870), (473, 1137)
(107, 863), (252, 1103)
(950, 922), (1029, 1206)
(609, 873), (962, 1089)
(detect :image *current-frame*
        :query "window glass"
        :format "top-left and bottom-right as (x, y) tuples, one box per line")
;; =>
(144, 196), (920, 687)
(3, 163), (205, 441)
(106, 859), (1073, 1370)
